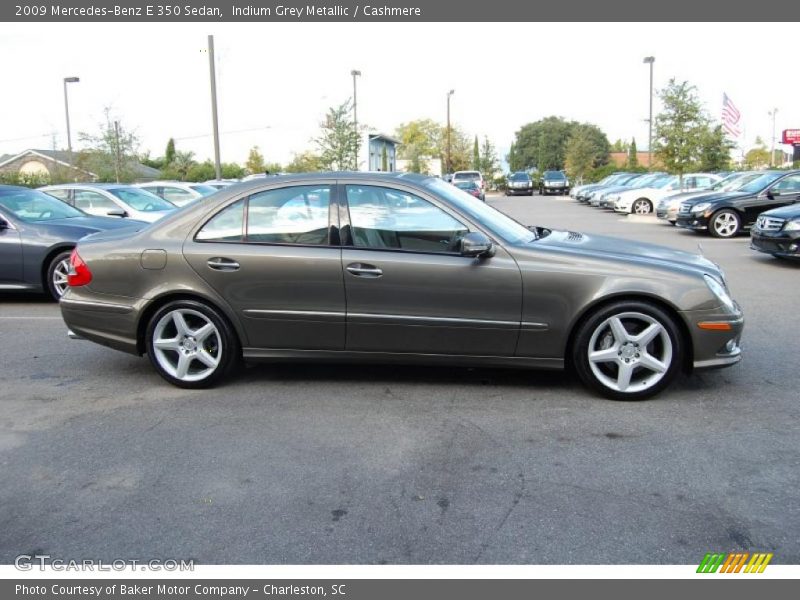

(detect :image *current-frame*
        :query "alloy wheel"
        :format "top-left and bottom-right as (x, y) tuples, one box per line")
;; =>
(633, 199), (652, 215)
(51, 257), (71, 297)
(152, 308), (222, 382)
(712, 212), (739, 237)
(587, 311), (673, 393)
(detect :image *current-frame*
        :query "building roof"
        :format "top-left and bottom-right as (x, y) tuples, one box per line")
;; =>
(0, 148), (161, 179)
(368, 133), (402, 145)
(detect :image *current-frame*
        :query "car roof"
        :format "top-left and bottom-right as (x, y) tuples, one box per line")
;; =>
(41, 183), (137, 190)
(0, 184), (31, 191)
(215, 171), (436, 193)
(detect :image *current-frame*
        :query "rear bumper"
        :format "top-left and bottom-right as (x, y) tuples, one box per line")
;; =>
(60, 294), (141, 355)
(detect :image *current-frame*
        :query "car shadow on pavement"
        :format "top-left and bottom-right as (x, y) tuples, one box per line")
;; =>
(0, 292), (53, 304)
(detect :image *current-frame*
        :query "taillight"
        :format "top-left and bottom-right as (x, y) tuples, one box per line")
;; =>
(67, 248), (92, 287)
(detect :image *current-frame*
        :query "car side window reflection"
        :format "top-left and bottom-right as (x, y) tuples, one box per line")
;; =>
(772, 175), (800, 193)
(196, 199), (245, 241)
(246, 185), (330, 245)
(346, 185), (468, 254)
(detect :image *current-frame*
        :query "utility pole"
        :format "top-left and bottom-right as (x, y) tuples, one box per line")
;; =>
(643, 57), (655, 169)
(63, 76), (80, 178)
(113, 120), (121, 183)
(208, 35), (222, 180)
(446, 89), (454, 175)
(351, 69), (361, 170)
(768, 108), (778, 167)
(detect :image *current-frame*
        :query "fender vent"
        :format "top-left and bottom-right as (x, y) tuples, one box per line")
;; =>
(566, 231), (584, 242)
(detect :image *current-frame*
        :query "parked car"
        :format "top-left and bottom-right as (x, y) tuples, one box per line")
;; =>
(0, 185), (145, 299)
(61, 173), (743, 401)
(505, 172), (534, 196)
(204, 179), (239, 190)
(675, 171), (800, 238)
(539, 171), (570, 195)
(750, 203), (800, 260)
(657, 172), (760, 224)
(571, 173), (625, 200)
(454, 180), (485, 201)
(452, 170), (484, 191)
(575, 173), (635, 202)
(611, 173), (723, 215)
(136, 181), (218, 207)
(588, 173), (667, 207)
(40, 183), (176, 223)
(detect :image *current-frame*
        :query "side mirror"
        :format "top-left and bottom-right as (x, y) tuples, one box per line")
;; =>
(107, 209), (128, 217)
(460, 232), (495, 258)
(0, 218), (8, 230)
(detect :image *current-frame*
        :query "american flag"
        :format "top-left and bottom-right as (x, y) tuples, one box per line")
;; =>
(722, 93), (741, 139)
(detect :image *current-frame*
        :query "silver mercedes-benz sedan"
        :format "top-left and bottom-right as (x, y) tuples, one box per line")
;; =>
(60, 173), (744, 400)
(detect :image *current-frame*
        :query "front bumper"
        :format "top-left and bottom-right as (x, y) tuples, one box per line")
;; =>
(507, 186), (533, 195)
(683, 304), (745, 371)
(675, 214), (709, 230)
(750, 229), (800, 258)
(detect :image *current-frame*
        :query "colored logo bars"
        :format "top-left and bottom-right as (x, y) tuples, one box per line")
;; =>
(697, 552), (773, 573)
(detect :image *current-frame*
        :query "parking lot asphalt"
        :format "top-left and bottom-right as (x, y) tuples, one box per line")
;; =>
(1, 193), (798, 565)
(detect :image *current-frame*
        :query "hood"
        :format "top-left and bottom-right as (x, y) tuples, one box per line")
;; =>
(659, 189), (709, 205)
(760, 203), (800, 219)
(32, 216), (148, 240)
(533, 229), (721, 277)
(679, 190), (749, 206)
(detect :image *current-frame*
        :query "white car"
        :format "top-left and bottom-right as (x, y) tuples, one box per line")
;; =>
(40, 183), (176, 223)
(451, 170), (485, 190)
(203, 179), (239, 190)
(612, 173), (723, 215)
(656, 172), (760, 223)
(135, 181), (218, 207)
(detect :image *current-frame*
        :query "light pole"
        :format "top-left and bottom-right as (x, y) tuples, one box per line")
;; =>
(446, 89), (454, 175)
(63, 76), (79, 169)
(351, 69), (361, 170)
(207, 35), (222, 181)
(643, 57), (655, 169)
(768, 108), (778, 167)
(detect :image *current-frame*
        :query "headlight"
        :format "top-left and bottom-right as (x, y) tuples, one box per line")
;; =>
(692, 202), (711, 213)
(704, 274), (736, 311)
(783, 219), (800, 231)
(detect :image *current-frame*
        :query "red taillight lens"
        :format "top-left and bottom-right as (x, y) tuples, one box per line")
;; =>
(67, 248), (92, 287)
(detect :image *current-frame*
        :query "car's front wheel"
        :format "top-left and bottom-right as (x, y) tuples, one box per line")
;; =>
(145, 299), (240, 388)
(632, 198), (653, 215)
(45, 250), (72, 301)
(709, 209), (741, 238)
(572, 300), (683, 401)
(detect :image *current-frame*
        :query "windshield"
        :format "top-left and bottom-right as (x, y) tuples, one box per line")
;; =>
(108, 187), (176, 212)
(453, 172), (481, 182)
(0, 188), (85, 221)
(427, 178), (535, 245)
(737, 172), (786, 194)
(189, 184), (218, 196)
(510, 172), (530, 181)
(543, 171), (565, 180)
(722, 173), (760, 191)
(653, 176), (678, 189)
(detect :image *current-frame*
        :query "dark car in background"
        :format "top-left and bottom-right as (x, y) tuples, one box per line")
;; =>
(60, 172), (743, 401)
(505, 172), (534, 196)
(0, 185), (145, 299)
(454, 180), (485, 201)
(539, 171), (570, 195)
(750, 203), (800, 260)
(675, 171), (800, 238)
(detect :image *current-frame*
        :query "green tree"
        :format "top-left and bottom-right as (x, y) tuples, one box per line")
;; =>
(611, 138), (629, 153)
(698, 125), (734, 172)
(165, 138), (176, 166)
(479, 136), (499, 181)
(564, 130), (596, 183)
(653, 79), (707, 185)
(221, 162), (246, 179)
(744, 137), (770, 169)
(77, 108), (140, 183)
(473, 135), (480, 170)
(444, 125), (473, 172)
(246, 145), (266, 174)
(628, 138), (638, 168)
(395, 119), (442, 174)
(510, 117), (609, 171)
(381, 145), (388, 171)
(315, 99), (359, 171)
(284, 151), (324, 173)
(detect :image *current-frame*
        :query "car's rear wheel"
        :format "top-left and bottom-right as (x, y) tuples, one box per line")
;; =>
(709, 209), (741, 238)
(632, 198), (653, 215)
(45, 250), (72, 301)
(572, 300), (683, 401)
(145, 299), (240, 388)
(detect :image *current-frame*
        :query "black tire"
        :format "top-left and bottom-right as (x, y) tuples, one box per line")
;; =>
(708, 209), (741, 238)
(45, 250), (73, 301)
(631, 198), (653, 215)
(571, 300), (684, 401)
(145, 299), (240, 389)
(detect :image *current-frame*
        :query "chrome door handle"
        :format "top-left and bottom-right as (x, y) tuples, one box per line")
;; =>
(346, 263), (382, 277)
(207, 257), (240, 271)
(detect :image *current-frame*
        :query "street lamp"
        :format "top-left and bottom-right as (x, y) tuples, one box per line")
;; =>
(768, 108), (778, 167)
(63, 76), (80, 157)
(643, 56), (655, 169)
(446, 89), (454, 175)
(207, 35), (222, 181)
(351, 69), (361, 170)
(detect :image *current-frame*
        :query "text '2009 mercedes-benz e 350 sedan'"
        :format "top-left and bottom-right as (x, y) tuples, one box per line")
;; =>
(61, 173), (744, 400)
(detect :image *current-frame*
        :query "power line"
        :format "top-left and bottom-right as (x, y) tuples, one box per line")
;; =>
(174, 125), (272, 141)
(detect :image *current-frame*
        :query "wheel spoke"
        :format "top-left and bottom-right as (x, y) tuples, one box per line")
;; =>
(616, 362), (634, 391)
(609, 317), (629, 344)
(196, 349), (219, 368)
(589, 347), (619, 363)
(632, 323), (662, 346)
(638, 351), (667, 374)
(194, 322), (216, 343)
(154, 337), (181, 351)
(172, 312), (190, 336)
(175, 353), (191, 379)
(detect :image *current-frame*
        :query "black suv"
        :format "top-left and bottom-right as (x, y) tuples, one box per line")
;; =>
(675, 171), (800, 238)
(505, 172), (534, 196)
(539, 171), (570, 195)
(750, 203), (800, 260)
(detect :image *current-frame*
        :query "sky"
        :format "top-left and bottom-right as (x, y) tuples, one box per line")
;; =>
(0, 22), (797, 168)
